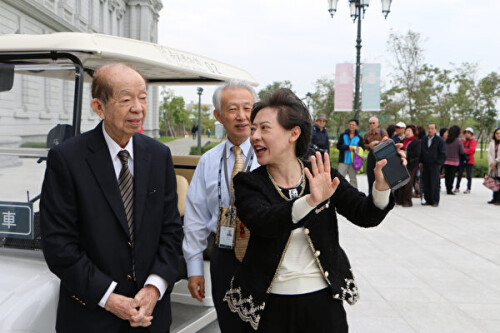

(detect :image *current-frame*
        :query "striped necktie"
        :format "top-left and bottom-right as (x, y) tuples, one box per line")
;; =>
(117, 150), (136, 280)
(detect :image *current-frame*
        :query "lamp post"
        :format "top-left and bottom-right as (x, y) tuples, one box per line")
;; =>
(197, 87), (203, 154)
(327, 0), (392, 121)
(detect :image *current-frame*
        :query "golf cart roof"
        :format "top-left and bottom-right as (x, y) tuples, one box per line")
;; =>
(0, 32), (258, 86)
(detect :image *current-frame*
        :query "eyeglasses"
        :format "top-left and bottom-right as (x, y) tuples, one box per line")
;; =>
(369, 122), (376, 124)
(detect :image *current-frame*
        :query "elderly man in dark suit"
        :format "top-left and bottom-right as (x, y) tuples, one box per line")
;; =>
(40, 63), (182, 332)
(419, 123), (447, 207)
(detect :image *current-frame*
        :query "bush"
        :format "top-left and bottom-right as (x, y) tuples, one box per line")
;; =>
(190, 141), (220, 155)
(20, 142), (46, 148)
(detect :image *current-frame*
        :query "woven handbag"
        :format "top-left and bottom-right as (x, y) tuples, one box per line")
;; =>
(483, 171), (500, 192)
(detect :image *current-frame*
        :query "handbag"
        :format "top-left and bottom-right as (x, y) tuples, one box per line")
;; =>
(352, 146), (364, 171)
(483, 171), (500, 192)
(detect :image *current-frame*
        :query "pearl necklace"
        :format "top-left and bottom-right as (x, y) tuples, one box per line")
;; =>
(267, 159), (306, 201)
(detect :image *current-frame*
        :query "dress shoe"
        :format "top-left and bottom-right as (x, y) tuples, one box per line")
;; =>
(488, 200), (495, 204)
(453, 188), (459, 193)
(447, 191), (455, 195)
(422, 202), (433, 206)
(432, 204), (439, 207)
(464, 189), (471, 194)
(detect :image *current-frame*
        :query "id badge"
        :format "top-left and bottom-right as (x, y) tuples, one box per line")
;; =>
(216, 207), (235, 249)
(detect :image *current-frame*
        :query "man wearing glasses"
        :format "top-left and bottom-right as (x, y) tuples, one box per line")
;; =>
(363, 116), (388, 194)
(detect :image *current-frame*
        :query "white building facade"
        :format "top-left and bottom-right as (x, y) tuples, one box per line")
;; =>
(0, 0), (163, 139)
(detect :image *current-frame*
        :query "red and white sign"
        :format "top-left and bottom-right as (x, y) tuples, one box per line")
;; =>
(334, 63), (353, 112)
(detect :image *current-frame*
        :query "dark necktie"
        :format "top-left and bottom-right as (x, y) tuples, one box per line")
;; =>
(117, 150), (136, 280)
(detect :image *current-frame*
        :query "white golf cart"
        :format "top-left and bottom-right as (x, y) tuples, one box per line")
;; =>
(0, 32), (257, 332)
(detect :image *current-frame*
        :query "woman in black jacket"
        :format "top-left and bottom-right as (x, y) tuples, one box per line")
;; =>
(223, 89), (404, 332)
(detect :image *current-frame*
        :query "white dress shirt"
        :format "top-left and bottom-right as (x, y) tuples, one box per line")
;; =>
(98, 123), (167, 308)
(182, 138), (259, 278)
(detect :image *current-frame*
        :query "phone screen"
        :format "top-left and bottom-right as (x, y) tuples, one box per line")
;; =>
(374, 142), (410, 189)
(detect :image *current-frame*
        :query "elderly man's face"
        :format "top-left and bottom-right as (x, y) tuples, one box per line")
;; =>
(214, 88), (254, 146)
(369, 119), (378, 130)
(428, 124), (437, 137)
(93, 66), (147, 147)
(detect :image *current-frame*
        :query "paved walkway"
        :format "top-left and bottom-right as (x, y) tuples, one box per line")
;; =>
(341, 175), (499, 333)
(165, 136), (222, 156)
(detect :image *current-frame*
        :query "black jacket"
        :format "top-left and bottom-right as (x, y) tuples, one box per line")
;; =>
(311, 124), (330, 151)
(337, 129), (365, 163)
(420, 135), (447, 166)
(406, 139), (422, 170)
(224, 165), (394, 330)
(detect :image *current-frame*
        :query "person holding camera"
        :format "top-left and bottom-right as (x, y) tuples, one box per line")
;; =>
(224, 89), (406, 332)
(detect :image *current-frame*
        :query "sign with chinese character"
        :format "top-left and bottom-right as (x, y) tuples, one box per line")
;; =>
(361, 63), (381, 111)
(334, 63), (354, 112)
(0, 202), (33, 239)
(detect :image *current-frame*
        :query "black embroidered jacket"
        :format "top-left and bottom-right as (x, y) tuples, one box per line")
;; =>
(223, 164), (394, 330)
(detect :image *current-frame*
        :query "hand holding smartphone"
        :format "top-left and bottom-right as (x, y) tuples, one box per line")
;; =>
(372, 139), (410, 190)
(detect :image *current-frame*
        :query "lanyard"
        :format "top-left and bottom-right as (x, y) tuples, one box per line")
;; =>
(217, 142), (254, 209)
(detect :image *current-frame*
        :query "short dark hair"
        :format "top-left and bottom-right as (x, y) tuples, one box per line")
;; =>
(349, 119), (359, 126)
(91, 63), (146, 104)
(406, 124), (417, 136)
(446, 125), (460, 144)
(251, 88), (312, 157)
(439, 127), (448, 138)
(416, 126), (426, 139)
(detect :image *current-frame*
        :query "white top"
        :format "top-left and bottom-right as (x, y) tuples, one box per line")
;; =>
(98, 124), (167, 308)
(271, 186), (391, 295)
(182, 138), (259, 277)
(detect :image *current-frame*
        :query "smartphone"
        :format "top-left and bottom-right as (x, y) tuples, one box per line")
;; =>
(372, 139), (410, 190)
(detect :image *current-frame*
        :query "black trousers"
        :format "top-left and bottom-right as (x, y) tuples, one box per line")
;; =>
(444, 165), (458, 193)
(367, 151), (376, 195)
(456, 164), (473, 190)
(422, 163), (441, 205)
(242, 288), (348, 333)
(210, 244), (243, 333)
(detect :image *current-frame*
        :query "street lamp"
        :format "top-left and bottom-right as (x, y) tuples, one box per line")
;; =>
(197, 87), (203, 154)
(327, 0), (392, 121)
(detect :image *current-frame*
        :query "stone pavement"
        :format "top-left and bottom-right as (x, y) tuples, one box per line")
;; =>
(341, 175), (499, 333)
(165, 136), (221, 156)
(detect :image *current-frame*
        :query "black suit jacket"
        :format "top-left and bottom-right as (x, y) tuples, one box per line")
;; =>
(40, 122), (182, 332)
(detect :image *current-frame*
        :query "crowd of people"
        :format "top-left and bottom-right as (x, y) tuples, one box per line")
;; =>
(326, 117), (499, 207)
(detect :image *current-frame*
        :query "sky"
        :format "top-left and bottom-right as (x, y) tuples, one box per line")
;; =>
(157, 0), (500, 108)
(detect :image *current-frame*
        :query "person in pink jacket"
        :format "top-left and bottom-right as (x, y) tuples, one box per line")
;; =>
(454, 127), (477, 194)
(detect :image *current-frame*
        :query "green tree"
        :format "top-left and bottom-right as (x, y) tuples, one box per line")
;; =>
(386, 29), (425, 122)
(478, 72), (500, 140)
(258, 80), (294, 101)
(159, 89), (188, 137)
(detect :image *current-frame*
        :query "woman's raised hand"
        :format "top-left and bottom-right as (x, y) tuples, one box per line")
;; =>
(305, 151), (340, 207)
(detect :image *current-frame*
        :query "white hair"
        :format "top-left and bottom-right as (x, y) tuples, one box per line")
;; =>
(369, 116), (379, 123)
(212, 80), (258, 111)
